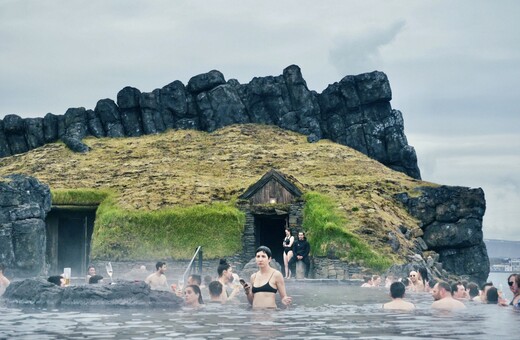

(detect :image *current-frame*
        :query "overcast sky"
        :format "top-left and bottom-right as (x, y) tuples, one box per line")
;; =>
(1, 0), (519, 241)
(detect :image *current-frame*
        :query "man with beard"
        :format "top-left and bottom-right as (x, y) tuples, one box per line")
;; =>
(288, 231), (311, 278)
(145, 261), (170, 291)
(431, 281), (466, 310)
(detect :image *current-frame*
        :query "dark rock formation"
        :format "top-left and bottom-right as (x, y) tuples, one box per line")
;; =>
(0, 65), (421, 179)
(2, 279), (183, 309)
(0, 174), (51, 278)
(395, 186), (489, 284)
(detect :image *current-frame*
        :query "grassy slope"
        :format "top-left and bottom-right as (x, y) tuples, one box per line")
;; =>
(0, 124), (436, 267)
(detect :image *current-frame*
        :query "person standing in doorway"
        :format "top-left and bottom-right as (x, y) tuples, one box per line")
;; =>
(282, 227), (295, 279)
(288, 231), (311, 278)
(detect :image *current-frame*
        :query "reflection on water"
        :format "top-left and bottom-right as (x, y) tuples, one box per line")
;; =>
(0, 280), (518, 339)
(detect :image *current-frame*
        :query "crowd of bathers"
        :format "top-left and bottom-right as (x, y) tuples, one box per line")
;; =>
(2, 257), (519, 311)
(361, 269), (520, 311)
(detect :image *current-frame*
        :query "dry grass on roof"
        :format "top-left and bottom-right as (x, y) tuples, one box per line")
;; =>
(0, 124), (438, 260)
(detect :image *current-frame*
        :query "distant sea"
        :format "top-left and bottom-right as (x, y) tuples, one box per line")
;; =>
(484, 239), (520, 258)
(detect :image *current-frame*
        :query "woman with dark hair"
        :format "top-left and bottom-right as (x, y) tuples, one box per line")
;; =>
(508, 273), (519, 307)
(217, 259), (239, 302)
(282, 227), (294, 279)
(184, 284), (204, 308)
(417, 267), (430, 292)
(242, 246), (292, 309)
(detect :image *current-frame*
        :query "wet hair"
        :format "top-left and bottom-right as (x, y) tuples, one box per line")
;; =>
(467, 282), (479, 298)
(451, 282), (463, 296)
(390, 282), (406, 298)
(217, 259), (231, 277)
(371, 275), (380, 281)
(461, 280), (468, 289)
(486, 287), (499, 304)
(363, 276), (371, 283)
(155, 261), (166, 270)
(401, 277), (410, 287)
(204, 275), (212, 286)
(428, 279), (437, 289)
(208, 280), (223, 297)
(255, 246), (272, 258)
(186, 284), (204, 304)
(418, 267), (428, 283)
(189, 274), (202, 286)
(481, 282), (493, 291)
(89, 275), (104, 284)
(47, 275), (63, 286)
(437, 281), (451, 293)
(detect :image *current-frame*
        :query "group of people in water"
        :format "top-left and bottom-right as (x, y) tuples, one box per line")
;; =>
(141, 245), (292, 309)
(2, 238), (519, 312)
(363, 269), (520, 311)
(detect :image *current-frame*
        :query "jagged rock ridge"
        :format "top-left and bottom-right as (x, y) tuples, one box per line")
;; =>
(0, 65), (420, 179)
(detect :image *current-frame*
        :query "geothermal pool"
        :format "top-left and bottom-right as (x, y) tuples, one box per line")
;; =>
(0, 274), (517, 339)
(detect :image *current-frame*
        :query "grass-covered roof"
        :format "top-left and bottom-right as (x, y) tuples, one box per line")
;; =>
(0, 124), (436, 268)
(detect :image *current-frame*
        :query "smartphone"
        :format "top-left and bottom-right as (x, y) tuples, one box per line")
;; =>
(239, 279), (246, 287)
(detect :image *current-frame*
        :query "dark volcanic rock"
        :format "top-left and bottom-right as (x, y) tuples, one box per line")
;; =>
(3, 114), (28, 155)
(140, 90), (167, 134)
(395, 185), (489, 284)
(63, 107), (90, 153)
(42, 113), (59, 143)
(0, 174), (51, 277)
(196, 84), (249, 132)
(87, 109), (106, 138)
(24, 118), (45, 149)
(95, 99), (125, 137)
(3, 279), (183, 309)
(187, 70), (226, 94)
(117, 86), (144, 137)
(0, 119), (12, 157)
(0, 65), (422, 179)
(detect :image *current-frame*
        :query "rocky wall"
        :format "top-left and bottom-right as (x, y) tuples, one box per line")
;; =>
(0, 65), (421, 179)
(0, 174), (51, 278)
(395, 186), (490, 284)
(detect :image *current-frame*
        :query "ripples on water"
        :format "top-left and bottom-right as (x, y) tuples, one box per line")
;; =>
(0, 281), (517, 339)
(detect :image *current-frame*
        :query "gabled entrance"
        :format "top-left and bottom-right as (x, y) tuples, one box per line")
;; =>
(238, 169), (304, 266)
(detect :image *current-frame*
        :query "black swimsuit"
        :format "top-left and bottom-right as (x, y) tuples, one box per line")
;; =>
(283, 237), (292, 254)
(252, 272), (277, 294)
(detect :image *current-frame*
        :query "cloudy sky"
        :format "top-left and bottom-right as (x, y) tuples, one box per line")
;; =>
(1, 1), (519, 241)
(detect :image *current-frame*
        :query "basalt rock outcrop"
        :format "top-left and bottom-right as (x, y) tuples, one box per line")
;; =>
(395, 186), (490, 284)
(0, 65), (421, 179)
(2, 279), (183, 308)
(0, 174), (51, 278)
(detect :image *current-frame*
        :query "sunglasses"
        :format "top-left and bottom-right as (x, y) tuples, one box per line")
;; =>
(508, 281), (515, 286)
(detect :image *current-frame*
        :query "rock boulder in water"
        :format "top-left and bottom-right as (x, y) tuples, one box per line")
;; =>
(2, 279), (183, 309)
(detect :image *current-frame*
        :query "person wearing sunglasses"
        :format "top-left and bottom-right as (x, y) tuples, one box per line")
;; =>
(408, 271), (424, 293)
(507, 274), (519, 307)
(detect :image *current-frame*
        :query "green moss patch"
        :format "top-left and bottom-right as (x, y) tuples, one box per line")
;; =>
(303, 191), (393, 271)
(91, 195), (245, 261)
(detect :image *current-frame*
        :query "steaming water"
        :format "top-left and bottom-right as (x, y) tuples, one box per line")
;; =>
(0, 273), (517, 339)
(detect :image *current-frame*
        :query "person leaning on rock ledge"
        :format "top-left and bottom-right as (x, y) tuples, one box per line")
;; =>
(0, 263), (11, 296)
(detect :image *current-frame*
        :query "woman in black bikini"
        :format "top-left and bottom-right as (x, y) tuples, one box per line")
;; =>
(243, 246), (292, 309)
(282, 227), (294, 279)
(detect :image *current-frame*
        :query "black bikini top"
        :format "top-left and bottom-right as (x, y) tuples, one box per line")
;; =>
(252, 272), (277, 294)
(284, 237), (291, 245)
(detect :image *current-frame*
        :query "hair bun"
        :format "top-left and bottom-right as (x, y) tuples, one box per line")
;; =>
(219, 259), (227, 265)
